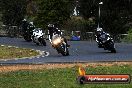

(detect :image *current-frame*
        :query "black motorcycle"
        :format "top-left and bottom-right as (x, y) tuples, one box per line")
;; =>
(96, 33), (116, 53)
(23, 29), (32, 42)
(23, 23), (35, 42)
(51, 33), (69, 56)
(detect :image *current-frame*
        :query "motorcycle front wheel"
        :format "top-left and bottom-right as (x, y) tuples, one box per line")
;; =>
(60, 44), (69, 56)
(61, 50), (69, 56)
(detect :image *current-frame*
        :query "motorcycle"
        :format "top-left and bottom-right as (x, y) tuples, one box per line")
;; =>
(23, 23), (34, 42)
(23, 29), (32, 42)
(51, 33), (69, 56)
(32, 28), (46, 46)
(96, 33), (116, 53)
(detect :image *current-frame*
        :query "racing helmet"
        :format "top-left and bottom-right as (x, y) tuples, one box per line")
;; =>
(22, 19), (27, 22)
(30, 22), (34, 25)
(96, 27), (103, 35)
(48, 24), (54, 28)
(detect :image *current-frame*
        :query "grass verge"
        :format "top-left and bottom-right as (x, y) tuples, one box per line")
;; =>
(0, 63), (132, 88)
(0, 45), (39, 60)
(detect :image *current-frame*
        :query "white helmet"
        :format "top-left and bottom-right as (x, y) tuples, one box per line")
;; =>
(97, 27), (103, 32)
(22, 19), (27, 22)
(30, 22), (33, 25)
(96, 27), (103, 35)
(48, 24), (54, 27)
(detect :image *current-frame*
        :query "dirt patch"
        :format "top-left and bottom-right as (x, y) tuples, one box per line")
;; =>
(0, 62), (132, 72)
(0, 64), (75, 72)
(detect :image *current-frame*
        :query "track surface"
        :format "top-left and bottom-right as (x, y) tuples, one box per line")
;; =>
(0, 37), (132, 64)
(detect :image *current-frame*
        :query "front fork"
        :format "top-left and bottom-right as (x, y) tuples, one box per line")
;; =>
(62, 41), (67, 52)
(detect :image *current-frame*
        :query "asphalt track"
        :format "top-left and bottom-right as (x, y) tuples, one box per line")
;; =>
(0, 37), (132, 64)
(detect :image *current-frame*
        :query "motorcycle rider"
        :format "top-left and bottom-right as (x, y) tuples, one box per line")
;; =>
(21, 19), (29, 34)
(48, 24), (60, 41)
(95, 27), (110, 48)
(27, 22), (35, 35)
(28, 22), (35, 31)
(21, 19), (35, 35)
(47, 23), (70, 47)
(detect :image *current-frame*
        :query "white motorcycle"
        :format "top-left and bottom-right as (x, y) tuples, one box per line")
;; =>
(32, 28), (46, 46)
(50, 33), (69, 56)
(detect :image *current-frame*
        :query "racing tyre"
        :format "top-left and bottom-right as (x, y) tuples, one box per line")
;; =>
(111, 49), (116, 53)
(36, 43), (39, 45)
(61, 47), (69, 56)
(41, 39), (46, 46)
(24, 35), (32, 42)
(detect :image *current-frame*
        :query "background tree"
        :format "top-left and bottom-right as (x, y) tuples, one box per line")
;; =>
(79, 0), (98, 19)
(79, 0), (132, 35)
(34, 0), (74, 28)
(1, 0), (27, 26)
(102, 0), (132, 35)
(123, 28), (132, 43)
(26, 0), (38, 21)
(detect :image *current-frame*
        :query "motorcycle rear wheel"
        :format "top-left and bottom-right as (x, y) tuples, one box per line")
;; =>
(39, 38), (46, 46)
(41, 39), (46, 46)
(111, 49), (116, 53)
(24, 35), (32, 42)
(61, 47), (69, 56)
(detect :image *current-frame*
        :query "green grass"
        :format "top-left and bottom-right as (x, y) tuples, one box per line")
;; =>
(0, 65), (132, 88)
(0, 45), (39, 59)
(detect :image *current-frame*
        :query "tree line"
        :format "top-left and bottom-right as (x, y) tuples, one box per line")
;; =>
(0, 0), (132, 35)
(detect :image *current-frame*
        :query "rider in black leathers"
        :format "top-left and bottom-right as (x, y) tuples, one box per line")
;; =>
(48, 24), (60, 41)
(21, 19), (35, 35)
(48, 24), (70, 47)
(95, 27), (110, 48)
(21, 19), (29, 34)
(27, 22), (35, 35)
